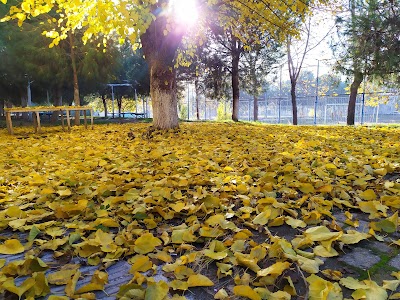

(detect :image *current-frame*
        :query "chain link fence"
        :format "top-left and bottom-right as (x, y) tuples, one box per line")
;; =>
(120, 91), (400, 125)
(195, 93), (399, 125)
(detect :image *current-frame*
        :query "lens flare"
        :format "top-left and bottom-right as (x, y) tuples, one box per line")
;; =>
(170, 0), (198, 26)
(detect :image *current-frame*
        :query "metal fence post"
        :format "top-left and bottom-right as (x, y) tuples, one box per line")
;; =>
(187, 82), (190, 120)
(361, 92), (365, 125)
(278, 98), (281, 124)
(205, 99), (207, 121)
(314, 60), (319, 125)
(265, 93), (268, 121)
(248, 100), (251, 121)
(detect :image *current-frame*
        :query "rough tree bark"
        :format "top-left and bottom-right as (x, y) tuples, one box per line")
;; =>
(347, 71), (363, 125)
(231, 34), (241, 122)
(141, 8), (184, 130)
(69, 32), (81, 126)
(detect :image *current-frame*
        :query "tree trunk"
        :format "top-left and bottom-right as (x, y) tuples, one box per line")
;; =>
(141, 8), (183, 130)
(147, 63), (178, 129)
(0, 99), (4, 117)
(69, 32), (81, 126)
(253, 95), (258, 121)
(347, 71), (363, 125)
(117, 95), (122, 117)
(347, 0), (364, 126)
(195, 78), (200, 120)
(51, 87), (63, 123)
(231, 35), (240, 122)
(101, 93), (108, 118)
(290, 80), (298, 125)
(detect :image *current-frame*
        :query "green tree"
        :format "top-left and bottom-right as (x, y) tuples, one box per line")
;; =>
(318, 73), (345, 95)
(0, 2), (72, 116)
(241, 40), (282, 121)
(334, 0), (400, 125)
(286, 13), (335, 125)
(1, 2), (126, 123)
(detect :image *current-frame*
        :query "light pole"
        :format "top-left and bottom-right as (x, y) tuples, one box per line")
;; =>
(25, 74), (34, 120)
(314, 59), (320, 125)
(187, 82), (190, 120)
(361, 76), (366, 125)
(278, 65), (282, 124)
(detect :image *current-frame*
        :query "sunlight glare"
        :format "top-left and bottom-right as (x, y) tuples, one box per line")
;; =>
(170, 0), (198, 26)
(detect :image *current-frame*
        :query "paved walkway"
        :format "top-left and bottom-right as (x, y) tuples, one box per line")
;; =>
(0, 210), (399, 299)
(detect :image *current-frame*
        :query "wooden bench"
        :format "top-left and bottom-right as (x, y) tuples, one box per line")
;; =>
(4, 106), (94, 135)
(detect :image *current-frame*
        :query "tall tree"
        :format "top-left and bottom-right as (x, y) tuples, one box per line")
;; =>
(177, 45), (206, 121)
(2, 0), (319, 130)
(333, 0), (400, 125)
(0, 3), (71, 110)
(1, 2), (126, 121)
(286, 14), (335, 125)
(241, 40), (282, 121)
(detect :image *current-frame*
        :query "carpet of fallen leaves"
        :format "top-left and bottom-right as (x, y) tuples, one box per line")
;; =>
(0, 123), (399, 300)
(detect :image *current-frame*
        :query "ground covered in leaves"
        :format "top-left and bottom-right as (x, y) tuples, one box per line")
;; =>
(0, 123), (399, 300)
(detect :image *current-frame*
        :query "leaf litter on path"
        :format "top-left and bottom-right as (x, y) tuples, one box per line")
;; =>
(0, 123), (399, 299)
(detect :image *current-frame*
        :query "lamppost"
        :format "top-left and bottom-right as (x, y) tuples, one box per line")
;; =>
(187, 81), (190, 120)
(278, 65), (283, 124)
(25, 74), (34, 107)
(25, 74), (34, 120)
(314, 59), (320, 125)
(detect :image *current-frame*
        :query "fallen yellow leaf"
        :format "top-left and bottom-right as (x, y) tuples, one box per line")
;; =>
(0, 239), (25, 254)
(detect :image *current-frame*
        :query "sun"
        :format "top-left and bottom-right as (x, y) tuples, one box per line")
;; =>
(170, 0), (199, 27)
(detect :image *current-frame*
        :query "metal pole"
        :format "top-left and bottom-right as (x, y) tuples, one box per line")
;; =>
(205, 99), (207, 120)
(278, 98), (281, 124)
(246, 100), (249, 121)
(279, 65), (282, 124)
(145, 98), (148, 117)
(27, 79), (33, 120)
(361, 77), (366, 125)
(187, 82), (190, 120)
(264, 92), (267, 122)
(314, 60), (319, 125)
(111, 86), (115, 118)
(27, 81), (32, 107)
(135, 89), (138, 114)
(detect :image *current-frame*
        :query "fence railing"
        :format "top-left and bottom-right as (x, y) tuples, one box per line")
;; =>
(88, 92), (400, 125)
(197, 93), (400, 125)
